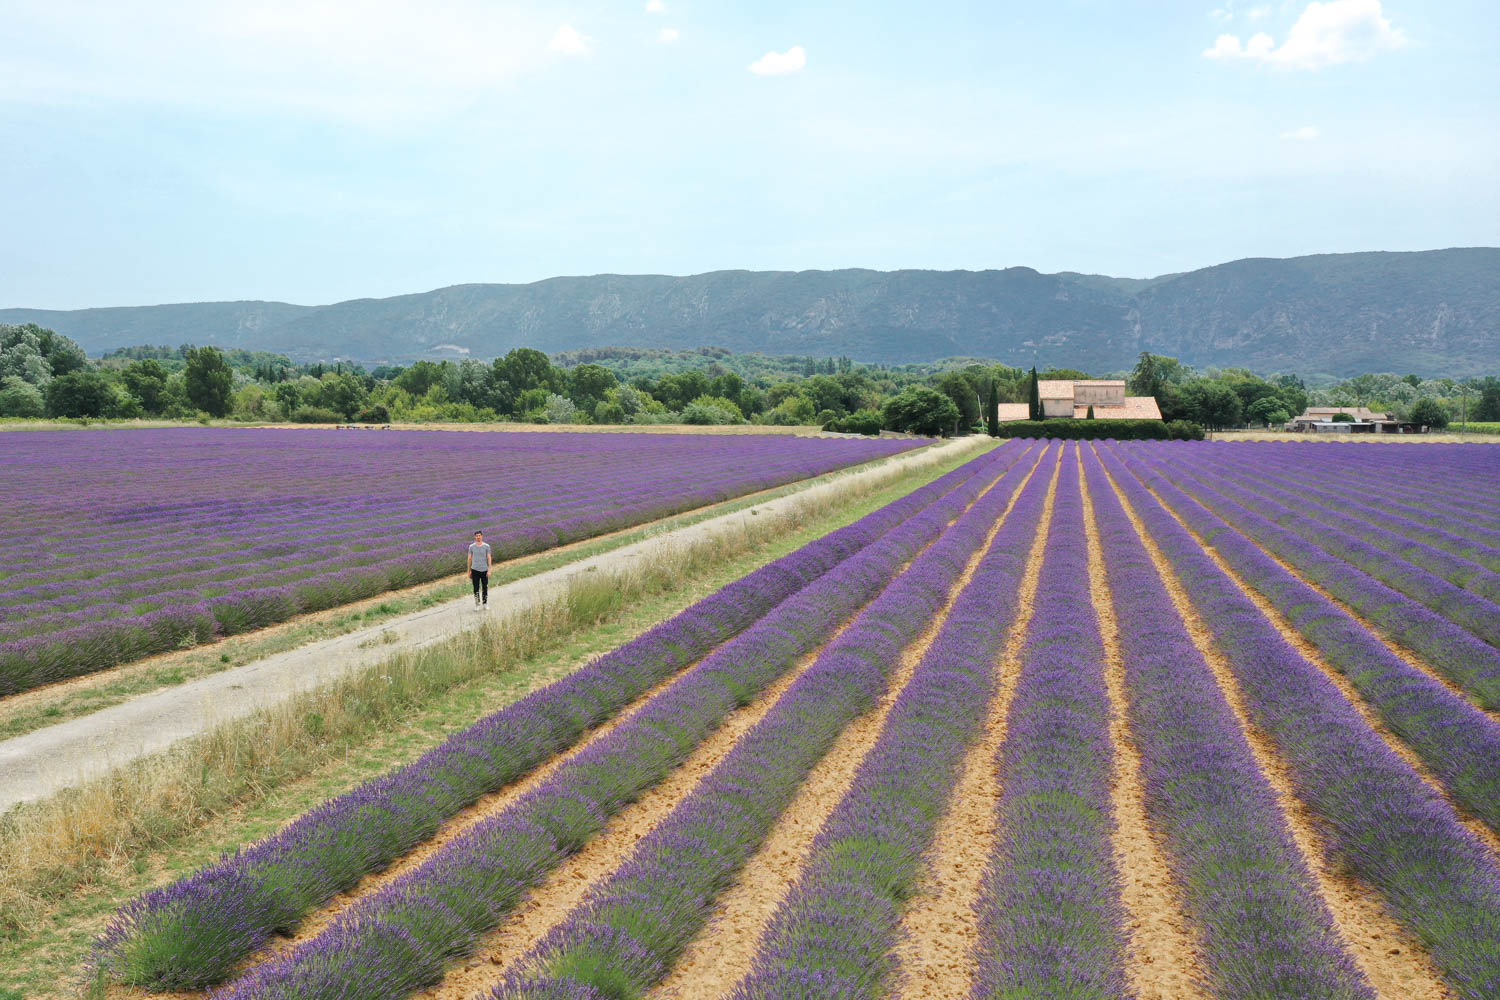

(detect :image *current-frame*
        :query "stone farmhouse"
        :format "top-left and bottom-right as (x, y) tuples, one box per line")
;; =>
(996, 380), (1162, 422)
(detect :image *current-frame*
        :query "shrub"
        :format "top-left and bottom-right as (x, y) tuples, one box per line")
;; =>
(355, 404), (390, 424)
(823, 409), (884, 435)
(290, 406), (343, 424)
(1410, 398), (1449, 429)
(882, 387), (960, 436)
(996, 419), (1179, 441)
(1166, 420), (1206, 441)
(681, 401), (742, 425)
(1331, 411), (1356, 423)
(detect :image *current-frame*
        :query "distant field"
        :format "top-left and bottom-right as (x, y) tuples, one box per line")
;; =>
(0, 429), (920, 694)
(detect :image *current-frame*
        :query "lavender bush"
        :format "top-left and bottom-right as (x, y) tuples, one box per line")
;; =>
(969, 445), (1131, 1000)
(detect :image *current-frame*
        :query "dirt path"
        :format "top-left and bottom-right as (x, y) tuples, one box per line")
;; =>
(1076, 454), (1207, 1000)
(889, 447), (1061, 1000)
(1098, 454), (1453, 1000)
(651, 447), (1046, 1000)
(0, 438), (979, 815)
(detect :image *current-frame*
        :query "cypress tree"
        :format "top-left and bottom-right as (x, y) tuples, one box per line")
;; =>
(1027, 367), (1042, 421)
(1086, 404), (1095, 419)
(986, 377), (1000, 437)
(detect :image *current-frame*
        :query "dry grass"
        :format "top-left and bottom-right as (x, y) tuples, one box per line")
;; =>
(0, 437), (989, 940)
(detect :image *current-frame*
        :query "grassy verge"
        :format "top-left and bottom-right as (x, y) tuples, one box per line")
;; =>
(0, 443), (937, 742)
(0, 439), (990, 998)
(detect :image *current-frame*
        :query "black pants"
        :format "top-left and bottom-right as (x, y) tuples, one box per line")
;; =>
(470, 569), (488, 603)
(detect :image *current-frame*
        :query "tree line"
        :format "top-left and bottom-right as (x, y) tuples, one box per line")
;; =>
(4, 323), (1496, 434)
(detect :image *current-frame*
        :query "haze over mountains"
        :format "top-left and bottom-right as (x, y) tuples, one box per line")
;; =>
(4, 248), (1496, 378)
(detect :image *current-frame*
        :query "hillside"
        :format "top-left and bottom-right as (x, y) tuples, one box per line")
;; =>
(4, 248), (1495, 376)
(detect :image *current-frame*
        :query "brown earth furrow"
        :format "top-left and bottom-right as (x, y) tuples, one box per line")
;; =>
(650, 444), (1050, 1000)
(1123, 459), (1500, 861)
(414, 452), (1026, 1000)
(1097, 450), (1453, 1000)
(1152, 460), (1500, 726)
(889, 446), (1063, 1000)
(1076, 452), (1208, 1000)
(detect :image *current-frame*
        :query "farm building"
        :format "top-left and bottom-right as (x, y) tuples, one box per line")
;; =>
(995, 380), (1162, 422)
(1287, 406), (1415, 434)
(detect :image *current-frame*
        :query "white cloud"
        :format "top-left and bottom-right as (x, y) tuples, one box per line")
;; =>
(645, 0), (666, 11)
(1247, 5), (1272, 19)
(657, 28), (680, 44)
(749, 45), (807, 76)
(1280, 125), (1320, 139)
(548, 23), (591, 57)
(1204, 0), (1406, 69)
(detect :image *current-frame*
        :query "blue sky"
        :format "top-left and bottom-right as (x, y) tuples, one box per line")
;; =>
(1, 0), (1494, 308)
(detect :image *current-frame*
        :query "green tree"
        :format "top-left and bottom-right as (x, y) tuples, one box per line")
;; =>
(1410, 398), (1449, 429)
(985, 378), (1000, 437)
(45, 369), (114, 417)
(319, 372), (369, 420)
(122, 359), (169, 413)
(933, 371), (981, 430)
(883, 386), (962, 436)
(394, 361), (450, 398)
(568, 363), (618, 406)
(0, 375), (46, 417)
(1027, 368), (1042, 421)
(1181, 381), (1243, 431)
(1085, 404), (1096, 420)
(1247, 397), (1291, 428)
(1474, 379), (1500, 422)
(183, 346), (234, 416)
(0, 326), (51, 386)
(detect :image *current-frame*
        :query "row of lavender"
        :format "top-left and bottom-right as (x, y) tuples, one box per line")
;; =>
(0, 429), (921, 695)
(488, 440), (1042, 1000)
(94, 443), (1014, 991)
(969, 449), (1130, 998)
(1100, 442), (1500, 999)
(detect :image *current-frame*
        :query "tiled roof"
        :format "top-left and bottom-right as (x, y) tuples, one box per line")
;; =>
(1074, 397), (1163, 420)
(1075, 380), (1126, 387)
(995, 404), (1033, 422)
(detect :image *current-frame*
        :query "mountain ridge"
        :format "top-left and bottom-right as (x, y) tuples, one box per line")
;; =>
(4, 248), (1495, 377)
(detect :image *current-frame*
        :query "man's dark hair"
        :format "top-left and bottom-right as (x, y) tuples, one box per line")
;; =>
(474, 531), (483, 536)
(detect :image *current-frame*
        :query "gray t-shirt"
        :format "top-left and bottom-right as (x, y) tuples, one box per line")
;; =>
(468, 541), (492, 572)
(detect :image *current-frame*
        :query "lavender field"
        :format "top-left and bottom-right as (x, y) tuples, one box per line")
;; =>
(90, 439), (1500, 1000)
(0, 428), (920, 695)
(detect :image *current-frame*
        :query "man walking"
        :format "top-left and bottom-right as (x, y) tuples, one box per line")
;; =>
(467, 530), (493, 607)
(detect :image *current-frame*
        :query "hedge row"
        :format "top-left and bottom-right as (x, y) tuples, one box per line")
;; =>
(995, 419), (1203, 441)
